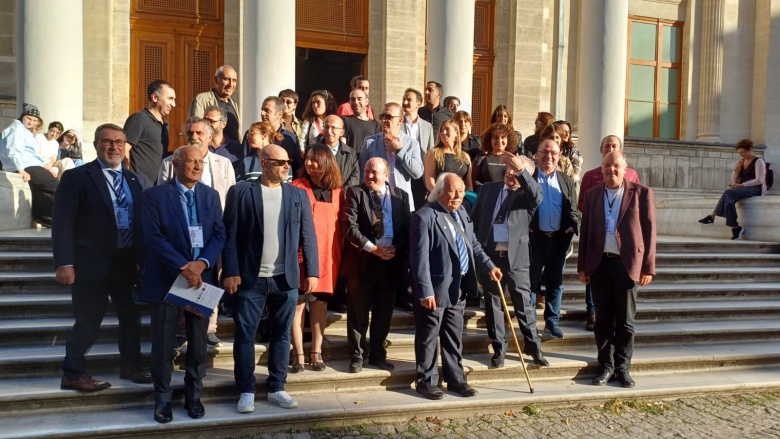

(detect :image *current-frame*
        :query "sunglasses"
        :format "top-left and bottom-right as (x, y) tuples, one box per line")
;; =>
(379, 114), (401, 121)
(264, 158), (293, 167)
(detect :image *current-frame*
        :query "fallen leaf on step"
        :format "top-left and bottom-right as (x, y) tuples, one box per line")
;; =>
(504, 410), (514, 417)
(353, 401), (365, 405)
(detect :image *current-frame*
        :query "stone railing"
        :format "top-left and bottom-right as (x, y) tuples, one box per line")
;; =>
(0, 171), (32, 231)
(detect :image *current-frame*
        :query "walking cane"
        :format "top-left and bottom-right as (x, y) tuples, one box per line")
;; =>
(496, 280), (534, 393)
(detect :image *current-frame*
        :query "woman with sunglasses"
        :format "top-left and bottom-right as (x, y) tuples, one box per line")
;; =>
(301, 90), (337, 151)
(289, 143), (344, 372)
(57, 129), (83, 168)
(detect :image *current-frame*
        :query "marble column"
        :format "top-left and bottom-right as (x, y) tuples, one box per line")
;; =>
(16, 0), (83, 133)
(241, 1), (296, 124)
(576, 0), (628, 173)
(426, 0), (475, 114)
(696, 0), (725, 143)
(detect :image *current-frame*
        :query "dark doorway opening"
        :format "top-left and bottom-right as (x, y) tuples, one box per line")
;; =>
(295, 48), (366, 117)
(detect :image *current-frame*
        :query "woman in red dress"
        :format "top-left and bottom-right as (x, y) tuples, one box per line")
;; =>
(290, 144), (344, 371)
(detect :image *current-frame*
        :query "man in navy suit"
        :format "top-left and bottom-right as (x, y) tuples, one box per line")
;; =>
(140, 145), (226, 424)
(341, 157), (411, 373)
(52, 123), (150, 392)
(410, 173), (502, 400)
(222, 144), (318, 413)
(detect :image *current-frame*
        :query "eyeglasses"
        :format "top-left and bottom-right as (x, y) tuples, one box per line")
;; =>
(180, 159), (206, 165)
(99, 139), (126, 147)
(265, 158), (293, 167)
(379, 114), (401, 121)
(282, 99), (296, 105)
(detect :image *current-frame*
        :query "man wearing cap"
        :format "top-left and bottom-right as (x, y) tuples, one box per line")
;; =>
(0, 104), (59, 226)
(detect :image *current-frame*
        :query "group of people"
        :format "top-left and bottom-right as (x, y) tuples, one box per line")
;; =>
(9, 62), (667, 424)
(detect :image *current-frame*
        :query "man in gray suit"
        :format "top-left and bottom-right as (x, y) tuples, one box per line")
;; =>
(359, 102), (423, 211)
(470, 156), (549, 369)
(410, 173), (502, 400)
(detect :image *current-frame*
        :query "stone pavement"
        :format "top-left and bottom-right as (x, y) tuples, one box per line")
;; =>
(228, 392), (780, 439)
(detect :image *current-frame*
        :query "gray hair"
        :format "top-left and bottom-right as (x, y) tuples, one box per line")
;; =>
(172, 145), (197, 162)
(204, 105), (226, 122)
(427, 172), (458, 202)
(186, 116), (214, 137)
(214, 65), (235, 80)
(262, 96), (284, 113)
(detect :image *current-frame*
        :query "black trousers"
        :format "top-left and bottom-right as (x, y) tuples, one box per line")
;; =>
(480, 252), (541, 357)
(590, 255), (638, 372)
(62, 280), (142, 379)
(24, 166), (58, 224)
(149, 303), (208, 405)
(346, 258), (399, 362)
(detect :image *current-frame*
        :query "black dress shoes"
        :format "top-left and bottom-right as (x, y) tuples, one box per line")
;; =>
(529, 352), (550, 367)
(154, 402), (173, 424)
(416, 385), (445, 400)
(491, 352), (505, 368)
(349, 358), (363, 373)
(185, 399), (205, 419)
(119, 367), (153, 384)
(447, 382), (478, 397)
(615, 370), (635, 388)
(592, 369), (613, 386)
(368, 358), (395, 371)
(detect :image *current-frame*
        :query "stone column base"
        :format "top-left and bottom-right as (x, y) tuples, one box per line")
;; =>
(0, 171), (33, 231)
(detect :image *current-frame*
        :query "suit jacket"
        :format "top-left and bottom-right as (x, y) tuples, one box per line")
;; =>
(333, 141), (360, 188)
(410, 201), (496, 308)
(418, 106), (453, 136)
(359, 131), (424, 210)
(401, 117), (435, 156)
(222, 181), (319, 291)
(340, 184), (411, 278)
(157, 152), (236, 210)
(470, 169), (542, 270)
(578, 180), (656, 282)
(189, 90), (242, 137)
(139, 180), (226, 304)
(531, 169), (580, 235)
(52, 160), (146, 281)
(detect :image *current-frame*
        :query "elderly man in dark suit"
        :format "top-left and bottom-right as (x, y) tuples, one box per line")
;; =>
(410, 173), (502, 400)
(320, 115), (359, 187)
(222, 144), (318, 414)
(53, 123), (150, 392)
(341, 157), (411, 373)
(470, 156), (549, 369)
(578, 151), (656, 388)
(530, 139), (580, 339)
(140, 145), (226, 423)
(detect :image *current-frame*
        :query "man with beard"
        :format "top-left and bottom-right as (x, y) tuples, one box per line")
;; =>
(124, 80), (176, 186)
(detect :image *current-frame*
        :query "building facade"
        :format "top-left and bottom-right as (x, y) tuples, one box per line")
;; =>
(2, 0), (779, 194)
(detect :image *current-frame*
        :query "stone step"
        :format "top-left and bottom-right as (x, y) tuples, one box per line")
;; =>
(0, 236), (53, 253)
(562, 266), (780, 283)
(0, 272), (62, 294)
(0, 341), (778, 434)
(572, 236), (780, 254)
(3, 318), (779, 379)
(0, 252), (54, 272)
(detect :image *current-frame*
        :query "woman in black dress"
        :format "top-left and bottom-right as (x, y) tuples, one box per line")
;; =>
(424, 119), (473, 191)
(471, 123), (520, 187)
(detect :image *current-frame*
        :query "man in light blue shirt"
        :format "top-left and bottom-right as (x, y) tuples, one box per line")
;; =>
(0, 104), (58, 226)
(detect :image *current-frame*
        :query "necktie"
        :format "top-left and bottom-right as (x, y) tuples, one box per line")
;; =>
(371, 190), (385, 238)
(494, 188), (511, 224)
(184, 190), (200, 260)
(107, 170), (132, 248)
(449, 211), (470, 275)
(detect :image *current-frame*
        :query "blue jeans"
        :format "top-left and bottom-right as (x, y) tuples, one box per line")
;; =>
(233, 275), (297, 394)
(585, 284), (596, 314)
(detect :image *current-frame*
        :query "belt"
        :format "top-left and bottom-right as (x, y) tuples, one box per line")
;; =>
(603, 252), (621, 258)
(539, 231), (557, 238)
(490, 250), (508, 258)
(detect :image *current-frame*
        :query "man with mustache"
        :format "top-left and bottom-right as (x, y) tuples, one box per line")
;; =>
(190, 65), (242, 141)
(410, 173), (501, 400)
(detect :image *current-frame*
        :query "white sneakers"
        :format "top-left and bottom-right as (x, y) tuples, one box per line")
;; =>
(268, 390), (298, 409)
(237, 392), (255, 413)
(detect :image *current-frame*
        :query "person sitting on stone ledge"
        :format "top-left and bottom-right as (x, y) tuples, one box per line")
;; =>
(698, 138), (766, 240)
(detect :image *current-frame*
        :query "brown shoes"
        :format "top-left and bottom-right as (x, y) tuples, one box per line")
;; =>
(61, 374), (111, 392)
(119, 367), (153, 384)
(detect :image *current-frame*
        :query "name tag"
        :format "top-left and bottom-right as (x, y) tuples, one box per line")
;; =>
(115, 207), (130, 229)
(606, 216), (616, 234)
(189, 226), (204, 248)
(493, 223), (509, 242)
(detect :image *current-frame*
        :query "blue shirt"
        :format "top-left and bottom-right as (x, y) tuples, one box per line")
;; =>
(536, 171), (562, 232)
(0, 120), (46, 172)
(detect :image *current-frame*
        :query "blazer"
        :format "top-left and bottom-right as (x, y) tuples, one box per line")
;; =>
(358, 131), (424, 210)
(333, 141), (360, 188)
(52, 160), (146, 281)
(222, 181), (319, 291)
(189, 90), (242, 136)
(340, 184), (411, 278)
(410, 201), (496, 308)
(578, 166), (640, 212)
(578, 180), (657, 282)
(157, 152), (236, 210)
(139, 180), (226, 304)
(401, 117), (435, 156)
(531, 168), (580, 234)
(470, 169), (542, 270)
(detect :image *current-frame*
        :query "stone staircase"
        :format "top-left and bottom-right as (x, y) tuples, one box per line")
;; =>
(1, 230), (780, 438)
